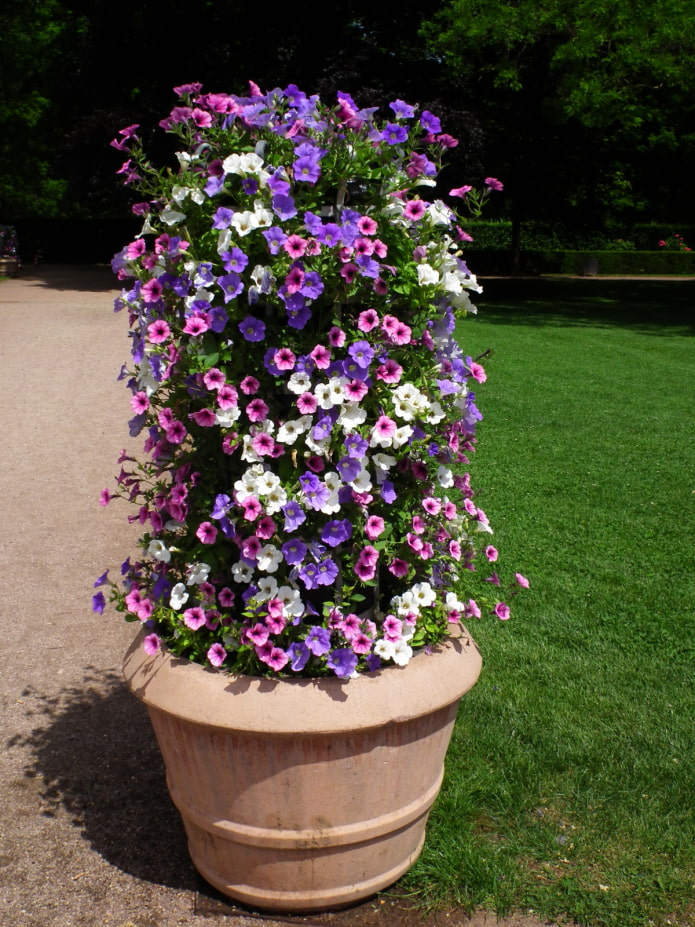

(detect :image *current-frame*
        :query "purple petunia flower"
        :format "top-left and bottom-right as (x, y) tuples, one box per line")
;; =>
(381, 123), (408, 145)
(300, 473), (331, 511)
(287, 641), (311, 671)
(306, 626), (332, 656)
(272, 193), (297, 220)
(282, 538), (307, 565)
(321, 519), (352, 547)
(92, 591), (106, 614)
(327, 648), (358, 678)
(282, 500), (306, 532)
(239, 315), (266, 342)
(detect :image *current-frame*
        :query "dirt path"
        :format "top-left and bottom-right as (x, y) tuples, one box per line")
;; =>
(0, 266), (557, 927)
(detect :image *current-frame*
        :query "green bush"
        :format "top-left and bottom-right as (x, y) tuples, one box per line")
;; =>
(463, 249), (695, 275)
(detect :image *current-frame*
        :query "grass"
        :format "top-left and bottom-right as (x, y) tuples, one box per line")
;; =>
(401, 279), (695, 926)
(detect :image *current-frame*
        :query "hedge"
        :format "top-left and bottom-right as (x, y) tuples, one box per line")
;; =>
(464, 250), (695, 276)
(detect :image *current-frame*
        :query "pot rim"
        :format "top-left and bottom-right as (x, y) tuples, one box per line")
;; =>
(123, 626), (482, 734)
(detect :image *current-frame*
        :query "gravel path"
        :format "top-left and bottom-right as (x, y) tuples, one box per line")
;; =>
(0, 266), (556, 927)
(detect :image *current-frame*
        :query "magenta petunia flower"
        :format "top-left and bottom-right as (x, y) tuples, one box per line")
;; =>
(485, 545), (498, 562)
(376, 359), (403, 384)
(403, 200), (427, 222)
(246, 398), (269, 422)
(449, 185), (472, 199)
(357, 216), (378, 236)
(283, 234), (308, 258)
(142, 278), (163, 303)
(196, 521), (218, 544)
(183, 607), (206, 630)
(328, 326), (346, 347)
(310, 344), (331, 368)
(207, 643), (227, 667)
(357, 308), (379, 332)
(143, 633), (161, 655)
(99, 488), (111, 507)
(388, 558), (409, 578)
(365, 516), (385, 539)
(485, 177), (504, 191)
(297, 392), (318, 414)
(240, 375), (260, 395)
(274, 347), (296, 371)
(468, 362), (487, 383)
(494, 602), (511, 620)
(218, 587), (235, 607)
(147, 319), (170, 344)
(515, 573), (530, 588)
(203, 367), (226, 391)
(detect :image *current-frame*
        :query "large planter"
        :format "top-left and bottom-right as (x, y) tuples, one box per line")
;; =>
(123, 626), (482, 913)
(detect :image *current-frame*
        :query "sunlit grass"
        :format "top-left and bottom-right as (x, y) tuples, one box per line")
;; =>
(403, 280), (695, 927)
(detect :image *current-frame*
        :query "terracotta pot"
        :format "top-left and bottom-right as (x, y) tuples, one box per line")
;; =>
(123, 626), (482, 913)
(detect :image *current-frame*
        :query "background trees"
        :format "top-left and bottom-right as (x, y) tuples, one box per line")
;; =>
(2, 0), (694, 253)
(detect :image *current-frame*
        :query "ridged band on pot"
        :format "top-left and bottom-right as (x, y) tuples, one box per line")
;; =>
(123, 626), (482, 913)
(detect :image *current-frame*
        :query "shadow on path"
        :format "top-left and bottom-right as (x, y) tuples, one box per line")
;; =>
(8, 668), (195, 891)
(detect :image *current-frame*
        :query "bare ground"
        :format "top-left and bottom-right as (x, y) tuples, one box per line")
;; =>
(0, 266), (558, 927)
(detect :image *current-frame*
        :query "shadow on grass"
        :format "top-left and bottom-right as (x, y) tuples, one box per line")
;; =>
(8, 669), (195, 890)
(477, 278), (695, 336)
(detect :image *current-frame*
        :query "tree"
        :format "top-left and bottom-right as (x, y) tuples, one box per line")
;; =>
(421, 0), (695, 235)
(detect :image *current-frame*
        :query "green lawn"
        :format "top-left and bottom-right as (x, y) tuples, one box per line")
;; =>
(403, 279), (695, 927)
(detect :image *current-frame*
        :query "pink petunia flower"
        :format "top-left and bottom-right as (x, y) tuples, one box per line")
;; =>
(274, 347), (296, 371)
(147, 319), (170, 344)
(494, 602), (511, 620)
(365, 515), (385, 539)
(99, 488), (111, 507)
(485, 545), (498, 562)
(240, 375), (260, 395)
(297, 392), (318, 414)
(357, 308), (379, 332)
(196, 521), (218, 544)
(310, 344), (331, 368)
(515, 573), (530, 588)
(246, 397), (269, 422)
(329, 326), (346, 347)
(130, 391), (149, 414)
(143, 633), (161, 655)
(388, 558), (409, 578)
(357, 216), (378, 235)
(283, 234), (308, 258)
(207, 643), (227, 667)
(183, 607), (207, 630)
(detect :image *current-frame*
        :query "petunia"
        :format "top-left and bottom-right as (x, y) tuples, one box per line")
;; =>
(239, 315), (266, 342)
(326, 648), (358, 678)
(196, 522), (218, 544)
(183, 607), (206, 630)
(494, 602), (511, 620)
(207, 643), (227, 667)
(143, 633), (161, 655)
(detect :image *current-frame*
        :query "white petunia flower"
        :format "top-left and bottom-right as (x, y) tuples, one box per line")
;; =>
(255, 576), (279, 602)
(187, 562), (211, 585)
(437, 465), (454, 488)
(147, 539), (171, 563)
(338, 403), (367, 429)
(169, 582), (189, 610)
(257, 544), (282, 573)
(374, 639), (396, 661)
(417, 263), (439, 286)
(161, 208), (187, 226)
(231, 210), (260, 236)
(287, 371), (312, 394)
(232, 561), (254, 583)
(392, 639), (414, 666)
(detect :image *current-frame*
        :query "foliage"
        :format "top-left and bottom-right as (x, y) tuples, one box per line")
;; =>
(95, 82), (525, 678)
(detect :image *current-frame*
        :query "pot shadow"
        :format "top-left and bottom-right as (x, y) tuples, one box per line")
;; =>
(8, 667), (195, 890)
